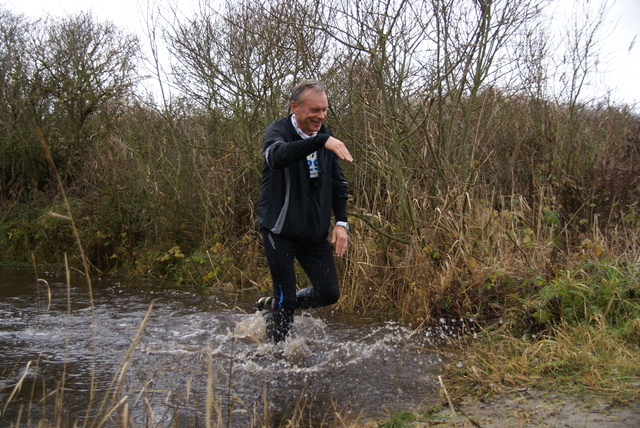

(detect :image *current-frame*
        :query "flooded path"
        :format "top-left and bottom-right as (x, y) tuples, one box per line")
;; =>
(0, 267), (444, 426)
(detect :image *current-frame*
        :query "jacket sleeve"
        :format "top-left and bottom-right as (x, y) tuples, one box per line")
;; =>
(331, 155), (349, 222)
(262, 120), (329, 170)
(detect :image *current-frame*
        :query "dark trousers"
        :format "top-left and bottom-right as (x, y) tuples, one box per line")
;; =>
(262, 229), (340, 342)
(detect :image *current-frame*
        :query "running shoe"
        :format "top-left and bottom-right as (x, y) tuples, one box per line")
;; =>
(257, 296), (275, 341)
(257, 296), (274, 311)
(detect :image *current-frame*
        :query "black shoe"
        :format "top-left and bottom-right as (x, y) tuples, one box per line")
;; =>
(257, 297), (275, 341)
(257, 296), (274, 311)
(256, 297), (291, 344)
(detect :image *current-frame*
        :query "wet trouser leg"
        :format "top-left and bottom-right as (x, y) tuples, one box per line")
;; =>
(295, 239), (340, 309)
(262, 230), (340, 342)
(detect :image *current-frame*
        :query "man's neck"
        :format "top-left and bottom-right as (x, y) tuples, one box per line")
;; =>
(291, 114), (316, 138)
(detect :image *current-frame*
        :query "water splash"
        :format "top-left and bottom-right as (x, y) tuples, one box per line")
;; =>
(0, 268), (444, 426)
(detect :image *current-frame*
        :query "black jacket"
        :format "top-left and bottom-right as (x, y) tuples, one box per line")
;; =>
(258, 114), (349, 242)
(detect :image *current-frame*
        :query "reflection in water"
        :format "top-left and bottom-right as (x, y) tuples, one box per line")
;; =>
(0, 268), (444, 426)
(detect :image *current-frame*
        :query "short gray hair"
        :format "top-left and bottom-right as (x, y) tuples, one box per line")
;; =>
(290, 79), (326, 103)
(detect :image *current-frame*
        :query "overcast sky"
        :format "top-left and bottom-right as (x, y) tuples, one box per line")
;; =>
(4, 0), (639, 110)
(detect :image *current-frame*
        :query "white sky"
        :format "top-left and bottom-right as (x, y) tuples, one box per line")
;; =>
(3, 0), (639, 110)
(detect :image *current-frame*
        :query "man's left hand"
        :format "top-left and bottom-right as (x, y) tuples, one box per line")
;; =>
(331, 225), (349, 257)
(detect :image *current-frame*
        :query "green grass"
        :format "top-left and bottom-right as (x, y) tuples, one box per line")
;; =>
(444, 259), (640, 402)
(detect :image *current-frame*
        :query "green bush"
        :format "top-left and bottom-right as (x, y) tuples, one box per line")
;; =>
(532, 261), (640, 341)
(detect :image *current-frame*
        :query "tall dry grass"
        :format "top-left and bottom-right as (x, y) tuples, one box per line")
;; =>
(2, 2), (638, 330)
(3, 97), (638, 326)
(3, 1), (638, 423)
(447, 315), (640, 400)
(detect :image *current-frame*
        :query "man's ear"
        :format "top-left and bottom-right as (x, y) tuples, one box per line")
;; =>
(290, 100), (298, 114)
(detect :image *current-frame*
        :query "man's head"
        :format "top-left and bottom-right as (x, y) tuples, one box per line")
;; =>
(290, 79), (328, 135)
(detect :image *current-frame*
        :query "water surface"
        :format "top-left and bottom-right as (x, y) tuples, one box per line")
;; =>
(0, 267), (444, 426)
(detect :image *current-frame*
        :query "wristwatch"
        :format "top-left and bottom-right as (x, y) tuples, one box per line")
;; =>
(336, 221), (350, 231)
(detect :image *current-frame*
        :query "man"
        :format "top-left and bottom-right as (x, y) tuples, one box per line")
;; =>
(257, 79), (353, 343)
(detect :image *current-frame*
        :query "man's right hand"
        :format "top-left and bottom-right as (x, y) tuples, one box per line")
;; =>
(325, 136), (353, 162)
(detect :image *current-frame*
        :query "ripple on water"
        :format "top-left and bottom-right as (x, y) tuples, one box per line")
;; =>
(0, 268), (444, 426)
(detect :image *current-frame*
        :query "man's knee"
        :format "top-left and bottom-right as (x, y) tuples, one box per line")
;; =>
(323, 287), (340, 305)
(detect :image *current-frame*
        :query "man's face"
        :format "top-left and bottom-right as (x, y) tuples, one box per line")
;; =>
(291, 89), (328, 135)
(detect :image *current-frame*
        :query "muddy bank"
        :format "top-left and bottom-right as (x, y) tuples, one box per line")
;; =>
(422, 392), (640, 427)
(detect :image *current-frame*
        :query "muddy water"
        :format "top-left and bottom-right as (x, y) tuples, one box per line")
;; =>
(0, 267), (444, 427)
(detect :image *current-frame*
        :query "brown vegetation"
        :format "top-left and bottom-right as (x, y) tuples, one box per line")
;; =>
(1, 0), (639, 424)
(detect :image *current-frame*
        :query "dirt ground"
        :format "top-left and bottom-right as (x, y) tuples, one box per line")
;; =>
(424, 392), (640, 427)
